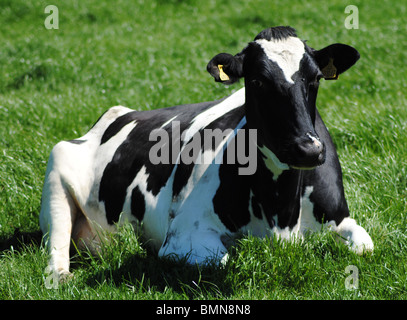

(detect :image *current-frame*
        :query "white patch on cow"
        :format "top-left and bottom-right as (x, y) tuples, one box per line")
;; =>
(161, 115), (178, 128)
(257, 145), (289, 180)
(298, 186), (320, 233)
(182, 87), (245, 143)
(268, 214), (294, 241)
(47, 106), (137, 237)
(83, 106), (134, 140)
(255, 37), (305, 84)
(157, 155), (230, 264)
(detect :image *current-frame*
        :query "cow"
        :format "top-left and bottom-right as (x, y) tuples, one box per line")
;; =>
(40, 26), (374, 281)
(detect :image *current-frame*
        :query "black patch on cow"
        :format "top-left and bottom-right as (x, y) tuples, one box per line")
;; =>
(213, 125), (252, 232)
(172, 106), (246, 199)
(213, 167), (251, 232)
(251, 195), (262, 220)
(172, 161), (195, 199)
(131, 186), (145, 221)
(302, 109), (350, 225)
(254, 26), (297, 41)
(100, 111), (139, 145)
(67, 139), (86, 144)
(271, 170), (303, 228)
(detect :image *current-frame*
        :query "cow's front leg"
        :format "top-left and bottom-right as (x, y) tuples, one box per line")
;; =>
(302, 110), (374, 254)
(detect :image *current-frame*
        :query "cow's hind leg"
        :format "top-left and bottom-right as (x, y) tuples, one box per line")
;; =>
(39, 142), (86, 281)
(40, 168), (77, 282)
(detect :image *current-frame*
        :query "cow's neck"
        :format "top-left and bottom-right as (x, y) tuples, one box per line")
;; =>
(249, 136), (305, 229)
(253, 156), (304, 229)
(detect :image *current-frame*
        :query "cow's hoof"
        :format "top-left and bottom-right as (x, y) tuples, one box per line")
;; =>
(336, 217), (374, 255)
(348, 228), (374, 255)
(58, 269), (74, 283)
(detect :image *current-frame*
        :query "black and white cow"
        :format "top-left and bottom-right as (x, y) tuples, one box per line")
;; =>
(40, 26), (373, 280)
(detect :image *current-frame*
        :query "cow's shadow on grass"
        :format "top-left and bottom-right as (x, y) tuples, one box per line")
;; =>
(0, 228), (233, 297)
(78, 247), (234, 298)
(67, 224), (236, 298)
(0, 228), (42, 253)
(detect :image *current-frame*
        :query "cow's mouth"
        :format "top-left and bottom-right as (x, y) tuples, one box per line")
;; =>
(290, 165), (318, 170)
(286, 148), (326, 170)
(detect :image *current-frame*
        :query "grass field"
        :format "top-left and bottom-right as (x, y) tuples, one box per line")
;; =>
(1, 0), (406, 300)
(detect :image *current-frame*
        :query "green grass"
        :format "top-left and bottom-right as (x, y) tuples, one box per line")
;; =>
(1, 0), (406, 300)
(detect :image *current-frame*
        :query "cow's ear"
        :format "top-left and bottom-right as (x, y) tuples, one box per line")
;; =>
(314, 44), (360, 80)
(207, 52), (244, 84)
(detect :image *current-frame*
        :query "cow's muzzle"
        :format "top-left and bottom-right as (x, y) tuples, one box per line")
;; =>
(289, 132), (326, 169)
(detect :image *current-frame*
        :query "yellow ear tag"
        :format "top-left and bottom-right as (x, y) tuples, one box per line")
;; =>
(321, 58), (338, 80)
(218, 64), (230, 81)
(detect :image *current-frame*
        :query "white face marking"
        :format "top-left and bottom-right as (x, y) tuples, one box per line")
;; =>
(255, 37), (305, 84)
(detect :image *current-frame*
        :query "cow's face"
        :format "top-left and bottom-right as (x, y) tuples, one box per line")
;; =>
(207, 26), (360, 170)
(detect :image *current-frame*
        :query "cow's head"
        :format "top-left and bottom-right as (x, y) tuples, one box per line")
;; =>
(207, 26), (360, 170)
